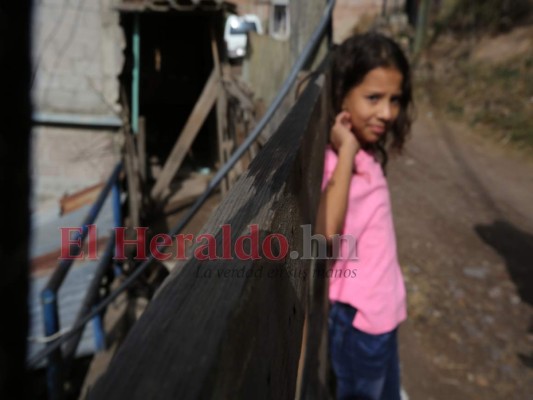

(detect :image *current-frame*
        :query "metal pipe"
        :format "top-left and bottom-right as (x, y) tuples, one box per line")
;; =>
(63, 232), (116, 363)
(112, 183), (122, 229)
(40, 163), (121, 395)
(43, 162), (122, 293)
(112, 181), (123, 277)
(326, 0), (333, 47)
(131, 13), (140, 134)
(92, 309), (106, 352)
(27, 0), (336, 368)
(42, 289), (63, 400)
(32, 112), (122, 129)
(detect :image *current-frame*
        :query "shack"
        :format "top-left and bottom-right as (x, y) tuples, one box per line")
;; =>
(116, 0), (257, 230)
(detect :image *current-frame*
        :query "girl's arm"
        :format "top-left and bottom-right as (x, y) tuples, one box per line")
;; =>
(315, 111), (360, 243)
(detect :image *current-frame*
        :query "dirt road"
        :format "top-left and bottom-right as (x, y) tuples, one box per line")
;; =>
(389, 101), (533, 399)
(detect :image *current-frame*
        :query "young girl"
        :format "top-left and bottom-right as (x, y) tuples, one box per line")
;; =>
(316, 32), (413, 400)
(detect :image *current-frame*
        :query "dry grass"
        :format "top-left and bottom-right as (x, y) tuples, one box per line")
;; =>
(418, 28), (533, 150)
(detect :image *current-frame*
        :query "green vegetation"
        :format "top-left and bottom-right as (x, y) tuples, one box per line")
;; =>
(413, 0), (533, 150)
(436, 0), (532, 34)
(432, 53), (533, 148)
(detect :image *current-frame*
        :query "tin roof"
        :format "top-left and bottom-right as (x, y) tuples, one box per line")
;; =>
(28, 198), (116, 368)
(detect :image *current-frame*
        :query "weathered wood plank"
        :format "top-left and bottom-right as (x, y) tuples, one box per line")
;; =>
(59, 183), (104, 215)
(137, 116), (146, 183)
(124, 129), (141, 229)
(297, 71), (332, 400)
(88, 70), (328, 400)
(151, 69), (219, 201)
(212, 32), (230, 195)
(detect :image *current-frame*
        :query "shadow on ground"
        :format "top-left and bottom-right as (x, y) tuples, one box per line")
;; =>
(475, 219), (533, 369)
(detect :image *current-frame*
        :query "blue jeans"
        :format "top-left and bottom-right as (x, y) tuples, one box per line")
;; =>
(328, 302), (401, 400)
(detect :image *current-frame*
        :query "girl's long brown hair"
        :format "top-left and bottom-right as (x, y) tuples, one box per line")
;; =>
(330, 32), (414, 171)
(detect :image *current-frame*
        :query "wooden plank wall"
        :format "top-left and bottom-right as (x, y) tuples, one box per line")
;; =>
(88, 69), (330, 399)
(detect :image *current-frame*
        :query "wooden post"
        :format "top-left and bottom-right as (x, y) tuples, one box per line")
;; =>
(119, 82), (142, 230)
(137, 116), (146, 183)
(151, 69), (219, 201)
(131, 13), (141, 135)
(211, 31), (230, 195)
(294, 73), (331, 400)
(382, 0), (389, 17)
(414, 0), (430, 55)
(123, 130), (141, 229)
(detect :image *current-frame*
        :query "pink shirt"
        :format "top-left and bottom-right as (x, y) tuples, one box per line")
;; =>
(322, 146), (407, 334)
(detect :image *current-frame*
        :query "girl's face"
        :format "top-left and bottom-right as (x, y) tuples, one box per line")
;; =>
(341, 67), (403, 145)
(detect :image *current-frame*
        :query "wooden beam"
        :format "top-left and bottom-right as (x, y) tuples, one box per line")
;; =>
(151, 69), (219, 201)
(124, 130), (141, 229)
(224, 79), (254, 111)
(88, 66), (329, 400)
(60, 183), (105, 215)
(138, 116), (147, 183)
(211, 30), (230, 195)
(210, 29), (221, 75)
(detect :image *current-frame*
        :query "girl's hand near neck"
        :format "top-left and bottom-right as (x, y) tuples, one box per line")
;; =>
(315, 111), (361, 243)
(330, 111), (361, 155)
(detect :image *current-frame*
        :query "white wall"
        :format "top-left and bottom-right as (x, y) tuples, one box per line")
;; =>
(31, 0), (124, 214)
(32, 0), (124, 116)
